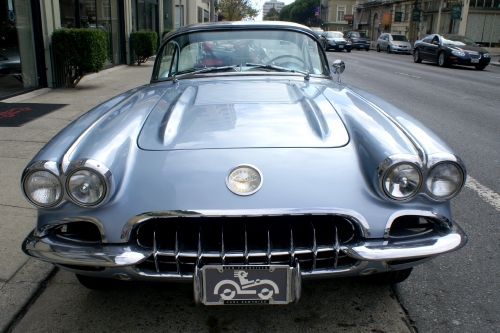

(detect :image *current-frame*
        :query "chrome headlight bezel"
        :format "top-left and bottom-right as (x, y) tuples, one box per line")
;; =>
(22, 161), (63, 208)
(452, 49), (465, 57)
(65, 159), (112, 207)
(381, 162), (422, 201)
(424, 161), (465, 201)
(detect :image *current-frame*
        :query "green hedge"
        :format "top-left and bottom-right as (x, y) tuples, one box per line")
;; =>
(131, 30), (158, 65)
(52, 28), (107, 87)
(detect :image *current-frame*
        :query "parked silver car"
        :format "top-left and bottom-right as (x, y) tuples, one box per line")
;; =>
(376, 33), (412, 54)
(21, 21), (467, 306)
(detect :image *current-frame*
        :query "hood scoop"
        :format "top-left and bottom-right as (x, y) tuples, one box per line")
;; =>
(138, 82), (349, 151)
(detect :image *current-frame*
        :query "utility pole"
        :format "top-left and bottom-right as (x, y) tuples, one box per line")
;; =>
(210, 0), (215, 22)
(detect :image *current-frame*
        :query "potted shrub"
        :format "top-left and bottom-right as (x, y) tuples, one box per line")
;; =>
(52, 28), (107, 88)
(130, 30), (158, 65)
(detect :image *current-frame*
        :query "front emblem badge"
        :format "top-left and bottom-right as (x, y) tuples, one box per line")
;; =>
(226, 165), (263, 196)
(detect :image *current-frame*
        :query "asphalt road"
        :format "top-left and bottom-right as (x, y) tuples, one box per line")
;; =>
(325, 49), (500, 333)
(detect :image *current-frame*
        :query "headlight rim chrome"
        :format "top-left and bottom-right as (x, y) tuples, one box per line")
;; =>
(22, 160), (63, 208)
(381, 162), (423, 201)
(65, 159), (112, 208)
(424, 161), (465, 201)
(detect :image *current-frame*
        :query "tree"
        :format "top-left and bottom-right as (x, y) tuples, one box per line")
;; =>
(263, 7), (280, 21)
(216, 0), (259, 21)
(278, 0), (322, 26)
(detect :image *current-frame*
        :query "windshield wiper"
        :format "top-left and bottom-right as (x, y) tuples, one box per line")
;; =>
(246, 63), (310, 80)
(172, 65), (238, 83)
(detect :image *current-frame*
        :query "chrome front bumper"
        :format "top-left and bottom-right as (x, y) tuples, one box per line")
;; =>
(22, 222), (467, 272)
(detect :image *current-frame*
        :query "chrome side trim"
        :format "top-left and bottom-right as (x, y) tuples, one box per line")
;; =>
(121, 208), (371, 243)
(343, 223), (467, 261)
(22, 229), (150, 267)
(383, 210), (452, 239)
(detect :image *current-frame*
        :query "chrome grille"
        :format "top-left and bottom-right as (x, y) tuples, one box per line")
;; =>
(134, 215), (360, 276)
(469, 53), (480, 59)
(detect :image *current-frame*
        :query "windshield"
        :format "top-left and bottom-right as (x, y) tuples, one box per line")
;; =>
(391, 35), (408, 42)
(442, 35), (477, 47)
(326, 32), (344, 38)
(152, 29), (329, 80)
(350, 32), (366, 38)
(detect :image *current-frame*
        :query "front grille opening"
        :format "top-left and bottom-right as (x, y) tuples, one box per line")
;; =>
(389, 216), (438, 239)
(386, 257), (431, 266)
(134, 215), (361, 276)
(51, 222), (102, 244)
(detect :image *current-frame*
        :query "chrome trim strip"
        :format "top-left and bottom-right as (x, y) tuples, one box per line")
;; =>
(121, 208), (371, 243)
(22, 229), (151, 267)
(383, 210), (452, 239)
(343, 223), (466, 261)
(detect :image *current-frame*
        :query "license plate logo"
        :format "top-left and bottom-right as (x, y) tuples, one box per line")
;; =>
(202, 266), (291, 305)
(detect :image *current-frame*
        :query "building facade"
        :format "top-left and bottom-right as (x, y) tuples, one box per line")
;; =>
(0, 0), (216, 100)
(323, 0), (357, 31)
(262, 0), (285, 18)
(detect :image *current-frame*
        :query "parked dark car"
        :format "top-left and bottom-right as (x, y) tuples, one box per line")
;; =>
(344, 30), (370, 51)
(413, 33), (491, 70)
(321, 31), (352, 52)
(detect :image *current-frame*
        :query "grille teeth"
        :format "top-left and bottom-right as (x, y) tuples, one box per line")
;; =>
(135, 216), (359, 276)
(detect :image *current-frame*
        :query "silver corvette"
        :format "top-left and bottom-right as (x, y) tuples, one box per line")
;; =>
(21, 22), (467, 305)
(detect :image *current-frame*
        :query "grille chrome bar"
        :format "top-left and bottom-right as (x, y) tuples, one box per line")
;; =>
(136, 215), (360, 276)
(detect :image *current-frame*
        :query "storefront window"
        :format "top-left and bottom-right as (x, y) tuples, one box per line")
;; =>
(0, 0), (38, 98)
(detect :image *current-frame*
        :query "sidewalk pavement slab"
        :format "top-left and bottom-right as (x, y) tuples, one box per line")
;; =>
(0, 61), (153, 332)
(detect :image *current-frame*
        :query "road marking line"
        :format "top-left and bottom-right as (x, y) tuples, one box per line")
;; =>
(485, 75), (500, 79)
(395, 72), (421, 79)
(465, 176), (500, 212)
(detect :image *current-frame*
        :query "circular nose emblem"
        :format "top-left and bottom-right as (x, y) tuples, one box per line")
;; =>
(226, 165), (263, 196)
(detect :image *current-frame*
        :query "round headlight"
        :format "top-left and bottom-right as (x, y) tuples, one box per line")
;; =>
(426, 162), (463, 199)
(67, 169), (106, 206)
(383, 163), (421, 200)
(24, 171), (62, 207)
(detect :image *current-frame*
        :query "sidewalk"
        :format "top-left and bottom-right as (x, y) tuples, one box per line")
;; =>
(0, 62), (153, 332)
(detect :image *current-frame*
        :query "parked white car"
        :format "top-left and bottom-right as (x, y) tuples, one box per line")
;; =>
(376, 33), (412, 54)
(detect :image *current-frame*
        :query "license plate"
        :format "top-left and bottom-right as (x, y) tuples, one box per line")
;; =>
(471, 58), (479, 63)
(339, 45), (344, 48)
(201, 265), (293, 305)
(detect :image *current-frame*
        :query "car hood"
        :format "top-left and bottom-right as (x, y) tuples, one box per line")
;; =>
(138, 80), (349, 150)
(326, 38), (346, 42)
(446, 44), (487, 53)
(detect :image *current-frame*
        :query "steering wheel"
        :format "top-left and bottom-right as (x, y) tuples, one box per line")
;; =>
(266, 55), (306, 66)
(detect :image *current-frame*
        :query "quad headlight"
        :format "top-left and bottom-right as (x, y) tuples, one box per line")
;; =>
(382, 163), (421, 200)
(22, 159), (111, 208)
(67, 169), (106, 206)
(23, 170), (62, 207)
(425, 162), (463, 200)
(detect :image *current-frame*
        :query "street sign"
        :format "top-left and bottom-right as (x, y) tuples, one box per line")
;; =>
(452, 5), (462, 19)
(315, 6), (319, 16)
(344, 14), (354, 21)
(413, 9), (421, 22)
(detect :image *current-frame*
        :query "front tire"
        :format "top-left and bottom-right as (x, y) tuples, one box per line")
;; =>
(438, 52), (448, 67)
(475, 64), (486, 70)
(364, 268), (413, 284)
(365, 48), (370, 51)
(413, 49), (422, 63)
(387, 46), (391, 54)
(347, 49), (351, 53)
(377, 45), (381, 52)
